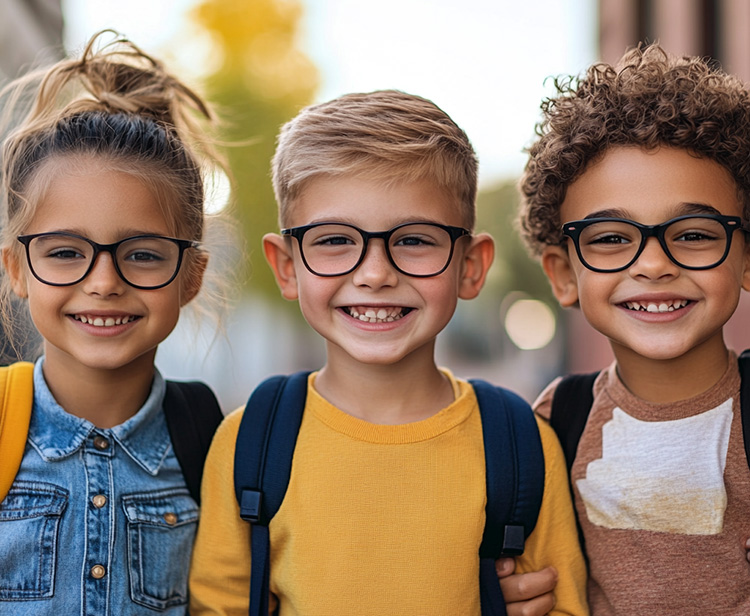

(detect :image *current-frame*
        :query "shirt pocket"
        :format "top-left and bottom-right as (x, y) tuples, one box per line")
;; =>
(122, 488), (199, 611)
(0, 481), (68, 600)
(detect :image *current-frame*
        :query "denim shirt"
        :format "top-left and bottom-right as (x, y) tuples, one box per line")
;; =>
(0, 360), (197, 615)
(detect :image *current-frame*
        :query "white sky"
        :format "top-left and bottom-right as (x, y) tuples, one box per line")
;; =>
(62, 0), (597, 186)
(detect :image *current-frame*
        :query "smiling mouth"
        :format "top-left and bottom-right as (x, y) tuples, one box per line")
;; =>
(72, 314), (140, 327)
(344, 306), (412, 323)
(622, 299), (691, 313)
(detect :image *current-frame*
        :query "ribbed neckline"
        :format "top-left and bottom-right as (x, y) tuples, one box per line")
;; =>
(306, 370), (475, 444)
(603, 350), (739, 422)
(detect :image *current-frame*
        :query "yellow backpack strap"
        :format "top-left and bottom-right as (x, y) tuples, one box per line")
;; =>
(0, 362), (34, 502)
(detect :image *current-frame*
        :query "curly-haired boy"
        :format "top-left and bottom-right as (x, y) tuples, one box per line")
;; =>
(517, 44), (750, 614)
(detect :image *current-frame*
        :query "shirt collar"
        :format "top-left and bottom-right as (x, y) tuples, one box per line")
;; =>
(29, 359), (171, 475)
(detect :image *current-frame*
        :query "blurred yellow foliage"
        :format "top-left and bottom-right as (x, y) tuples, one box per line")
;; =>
(192, 0), (319, 299)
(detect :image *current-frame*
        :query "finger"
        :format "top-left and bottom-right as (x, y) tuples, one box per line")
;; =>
(495, 557), (515, 578)
(505, 592), (556, 616)
(499, 566), (558, 602)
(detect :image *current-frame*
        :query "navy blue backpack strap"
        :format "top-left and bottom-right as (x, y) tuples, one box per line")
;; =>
(738, 350), (750, 471)
(163, 380), (223, 505)
(549, 372), (599, 473)
(548, 371), (599, 567)
(234, 371), (311, 616)
(470, 379), (545, 616)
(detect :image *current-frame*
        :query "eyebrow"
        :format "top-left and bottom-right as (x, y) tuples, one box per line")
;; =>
(582, 202), (723, 220)
(298, 218), (455, 228)
(46, 228), (170, 238)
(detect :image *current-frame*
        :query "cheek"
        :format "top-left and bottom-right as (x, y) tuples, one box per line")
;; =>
(24, 284), (65, 330)
(572, 270), (613, 309)
(419, 278), (460, 317)
(296, 277), (338, 313)
(701, 268), (745, 302)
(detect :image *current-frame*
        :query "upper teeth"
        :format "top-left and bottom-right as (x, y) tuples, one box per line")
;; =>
(624, 300), (689, 313)
(348, 307), (405, 323)
(74, 315), (136, 327)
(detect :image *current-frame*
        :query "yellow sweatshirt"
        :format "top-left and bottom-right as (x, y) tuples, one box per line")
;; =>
(189, 372), (588, 615)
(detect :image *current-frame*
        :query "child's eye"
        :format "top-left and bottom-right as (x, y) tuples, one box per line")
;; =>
(394, 234), (436, 247)
(47, 247), (86, 260)
(673, 230), (719, 243)
(587, 233), (632, 246)
(123, 250), (166, 263)
(314, 235), (356, 246)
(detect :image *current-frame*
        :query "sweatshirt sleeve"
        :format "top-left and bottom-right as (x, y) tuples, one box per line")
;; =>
(189, 408), (254, 616)
(514, 415), (589, 616)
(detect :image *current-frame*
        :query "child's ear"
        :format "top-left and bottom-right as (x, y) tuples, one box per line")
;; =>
(541, 244), (579, 307)
(180, 252), (208, 307)
(2, 249), (28, 299)
(263, 233), (299, 300)
(458, 232), (494, 300)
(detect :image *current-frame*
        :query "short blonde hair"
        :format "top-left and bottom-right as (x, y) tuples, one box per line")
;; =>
(272, 90), (478, 229)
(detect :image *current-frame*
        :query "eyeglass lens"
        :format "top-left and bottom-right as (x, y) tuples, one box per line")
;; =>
(574, 216), (732, 271)
(299, 223), (457, 276)
(26, 234), (184, 288)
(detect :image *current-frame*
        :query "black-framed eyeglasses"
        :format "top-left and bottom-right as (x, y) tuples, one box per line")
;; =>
(562, 214), (748, 273)
(17, 232), (199, 289)
(281, 222), (471, 277)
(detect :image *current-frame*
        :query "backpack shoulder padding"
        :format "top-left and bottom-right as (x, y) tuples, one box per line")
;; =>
(549, 372), (599, 473)
(471, 379), (545, 557)
(0, 362), (35, 503)
(234, 370), (311, 616)
(163, 380), (224, 505)
(470, 379), (545, 616)
(234, 371), (310, 523)
(738, 350), (750, 470)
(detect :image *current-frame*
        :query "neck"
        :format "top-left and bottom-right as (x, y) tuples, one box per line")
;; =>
(314, 356), (454, 425)
(612, 337), (730, 403)
(41, 353), (155, 429)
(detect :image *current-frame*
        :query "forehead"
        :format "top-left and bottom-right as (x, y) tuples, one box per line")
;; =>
(287, 175), (467, 229)
(561, 146), (742, 223)
(26, 157), (173, 239)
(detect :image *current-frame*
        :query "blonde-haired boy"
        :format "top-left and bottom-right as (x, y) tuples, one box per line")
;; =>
(190, 90), (587, 615)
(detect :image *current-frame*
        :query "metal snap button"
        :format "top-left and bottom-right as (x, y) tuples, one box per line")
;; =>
(91, 564), (106, 579)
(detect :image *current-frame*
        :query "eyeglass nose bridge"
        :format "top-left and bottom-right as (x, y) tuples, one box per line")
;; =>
(82, 240), (127, 283)
(351, 228), (401, 273)
(625, 223), (678, 268)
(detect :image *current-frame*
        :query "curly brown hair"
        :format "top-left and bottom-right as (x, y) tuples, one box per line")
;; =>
(518, 43), (750, 258)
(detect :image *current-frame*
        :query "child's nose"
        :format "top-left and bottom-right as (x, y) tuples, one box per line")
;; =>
(352, 240), (399, 288)
(82, 253), (126, 295)
(628, 237), (679, 279)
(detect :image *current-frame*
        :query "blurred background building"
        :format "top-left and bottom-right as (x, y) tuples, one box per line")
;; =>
(0, 0), (63, 81)
(2, 0), (750, 408)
